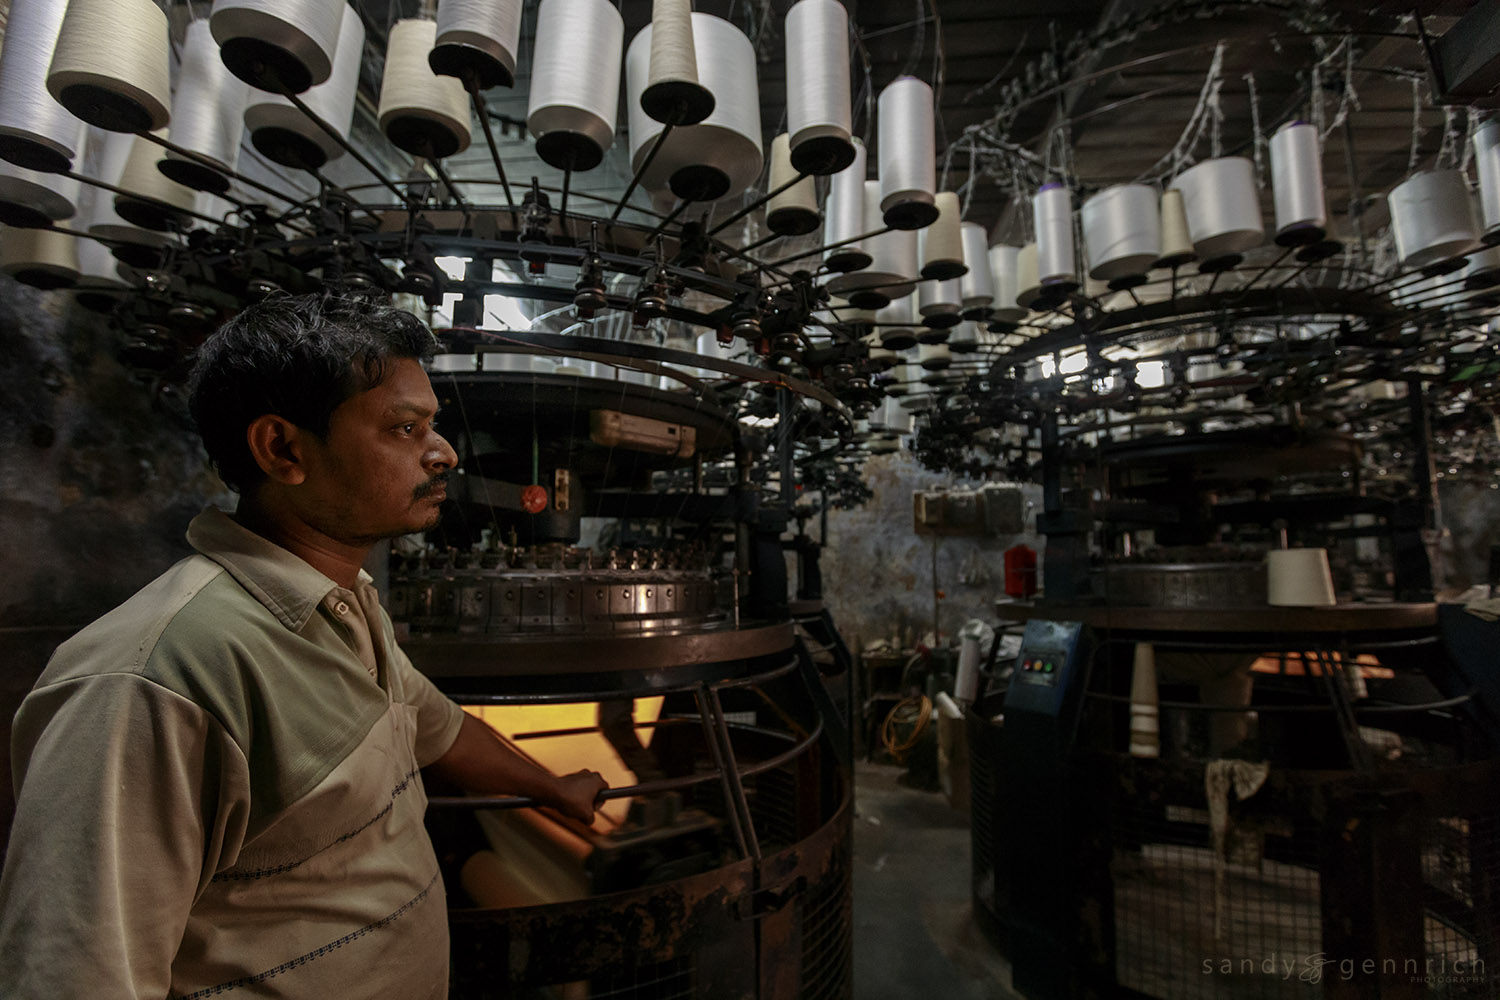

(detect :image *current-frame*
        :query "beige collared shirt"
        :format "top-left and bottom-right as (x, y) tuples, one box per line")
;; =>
(0, 508), (466, 999)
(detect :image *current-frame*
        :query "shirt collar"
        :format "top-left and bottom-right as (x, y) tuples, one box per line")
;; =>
(187, 507), (374, 632)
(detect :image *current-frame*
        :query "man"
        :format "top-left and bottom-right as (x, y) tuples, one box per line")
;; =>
(0, 293), (606, 998)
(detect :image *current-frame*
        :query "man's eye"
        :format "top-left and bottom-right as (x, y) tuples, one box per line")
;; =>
(400, 423), (417, 434)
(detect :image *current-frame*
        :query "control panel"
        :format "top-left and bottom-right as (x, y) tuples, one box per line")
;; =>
(1003, 618), (1087, 717)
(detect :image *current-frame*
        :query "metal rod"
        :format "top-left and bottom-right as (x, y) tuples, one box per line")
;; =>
(1231, 246), (1293, 296)
(137, 130), (302, 207)
(611, 122), (675, 223)
(64, 170), (226, 228)
(283, 89), (410, 205)
(426, 156), (469, 211)
(706, 685), (762, 860)
(427, 714), (824, 808)
(469, 87), (516, 212)
(1268, 257), (1319, 291)
(766, 224), (893, 269)
(559, 166), (571, 229)
(694, 684), (752, 858)
(644, 197), (693, 243)
(738, 230), (783, 255)
(708, 170), (809, 237)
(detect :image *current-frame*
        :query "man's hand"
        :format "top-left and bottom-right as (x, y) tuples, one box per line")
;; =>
(550, 769), (608, 824)
(430, 715), (610, 824)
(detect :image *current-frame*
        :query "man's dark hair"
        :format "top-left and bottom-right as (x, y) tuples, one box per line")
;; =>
(188, 292), (437, 493)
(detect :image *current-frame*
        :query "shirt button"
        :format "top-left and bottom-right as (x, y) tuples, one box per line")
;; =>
(334, 601), (350, 616)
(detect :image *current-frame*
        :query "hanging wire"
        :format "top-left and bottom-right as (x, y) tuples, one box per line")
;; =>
(1459, 107), (1478, 174)
(1406, 76), (1425, 174)
(1243, 71), (1267, 186)
(1437, 106), (1462, 169)
(1131, 40), (1226, 185)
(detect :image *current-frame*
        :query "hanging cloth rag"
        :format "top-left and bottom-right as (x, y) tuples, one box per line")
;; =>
(1205, 758), (1270, 941)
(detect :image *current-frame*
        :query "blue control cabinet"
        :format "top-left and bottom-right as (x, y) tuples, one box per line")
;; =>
(997, 618), (1112, 999)
(1004, 619), (1088, 718)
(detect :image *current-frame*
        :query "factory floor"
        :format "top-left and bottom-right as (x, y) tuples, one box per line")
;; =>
(851, 761), (1021, 999)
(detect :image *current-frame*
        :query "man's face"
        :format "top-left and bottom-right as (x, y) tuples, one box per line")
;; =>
(294, 357), (458, 544)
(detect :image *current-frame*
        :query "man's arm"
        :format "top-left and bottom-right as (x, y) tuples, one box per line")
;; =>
(425, 713), (607, 824)
(0, 674), (250, 999)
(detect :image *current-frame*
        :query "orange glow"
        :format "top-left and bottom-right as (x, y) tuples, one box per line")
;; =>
(1249, 652), (1393, 679)
(465, 698), (665, 829)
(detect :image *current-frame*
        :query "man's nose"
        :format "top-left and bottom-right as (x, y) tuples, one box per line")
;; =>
(427, 430), (458, 471)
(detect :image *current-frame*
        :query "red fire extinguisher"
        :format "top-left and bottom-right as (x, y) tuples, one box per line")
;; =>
(1004, 544), (1037, 598)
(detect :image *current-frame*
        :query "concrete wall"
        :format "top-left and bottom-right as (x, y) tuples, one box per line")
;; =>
(818, 451), (1044, 653)
(0, 279), (228, 856)
(1438, 481), (1500, 593)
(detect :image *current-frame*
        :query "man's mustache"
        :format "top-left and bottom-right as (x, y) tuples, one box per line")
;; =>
(413, 472), (450, 501)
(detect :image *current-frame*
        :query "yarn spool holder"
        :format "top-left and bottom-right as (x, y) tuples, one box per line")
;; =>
(218, 35), (317, 97)
(767, 225), (893, 270)
(469, 91), (517, 214)
(137, 130), (297, 209)
(429, 39), (515, 93)
(278, 87), (410, 207)
(789, 135), (856, 179)
(609, 123), (678, 223)
(707, 169), (814, 238)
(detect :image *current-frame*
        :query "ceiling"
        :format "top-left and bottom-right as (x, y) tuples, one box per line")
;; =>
(303, 0), (1490, 251)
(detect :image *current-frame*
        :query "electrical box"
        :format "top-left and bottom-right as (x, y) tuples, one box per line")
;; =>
(914, 484), (1027, 536)
(590, 410), (696, 457)
(981, 484), (1026, 534)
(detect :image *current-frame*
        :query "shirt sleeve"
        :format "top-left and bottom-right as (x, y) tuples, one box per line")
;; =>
(0, 673), (252, 1000)
(389, 644), (466, 768)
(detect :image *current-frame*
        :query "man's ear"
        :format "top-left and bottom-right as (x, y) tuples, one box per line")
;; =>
(245, 415), (309, 486)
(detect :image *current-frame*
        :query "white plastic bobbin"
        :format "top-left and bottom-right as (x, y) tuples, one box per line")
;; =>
(919, 191), (965, 280)
(1170, 157), (1264, 268)
(876, 76), (938, 229)
(83, 128), (176, 264)
(694, 330), (726, 379)
(378, 19), (472, 160)
(244, 2), (364, 169)
(821, 136), (870, 273)
(47, 0), (171, 132)
(162, 20), (249, 194)
(826, 179), (917, 308)
(958, 223), (993, 317)
(1388, 169), (1479, 272)
(1015, 242), (1042, 310)
(864, 336), (898, 373)
(0, 223), (79, 288)
(988, 244), (1025, 323)
(882, 395), (914, 435)
(625, 12), (762, 203)
(765, 133), (820, 237)
(1082, 184), (1160, 285)
(114, 130), (197, 233)
(884, 361), (915, 397)
(1033, 183), (1078, 298)
(876, 296), (918, 350)
(918, 341), (952, 371)
(1463, 242), (1500, 291)
(639, 0), (714, 126)
(1156, 187), (1197, 269)
(783, 0), (854, 176)
(917, 278), (961, 329)
(1269, 121), (1327, 247)
(0, 137), (83, 226)
(527, 0), (623, 172)
(947, 320), (982, 353)
(210, 0), (345, 94)
(0, 0), (82, 172)
(430, 0), (522, 91)
(1471, 119), (1500, 246)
